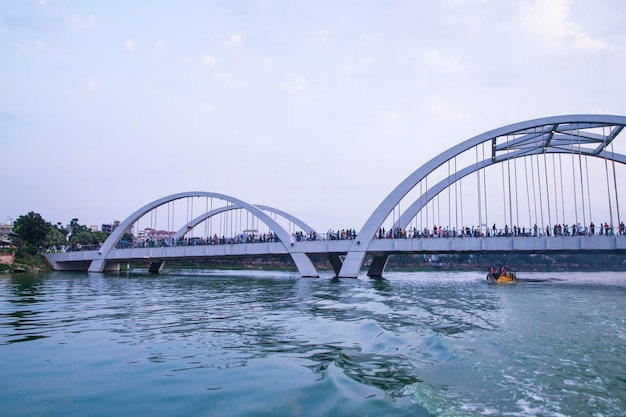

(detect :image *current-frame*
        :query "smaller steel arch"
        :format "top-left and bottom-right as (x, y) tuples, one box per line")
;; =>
(88, 191), (319, 277)
(173, 204), (317, 240)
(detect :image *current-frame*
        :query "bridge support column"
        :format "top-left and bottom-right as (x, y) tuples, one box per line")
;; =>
(88, 259), (120, 272)
(148, 261), (165, 274)
(338, 251), (365, 278)
(88, 259), (106, 272)
(328, 253), (343, 276)
(367, 255), (389, 278)
(290, 252), (319, 277)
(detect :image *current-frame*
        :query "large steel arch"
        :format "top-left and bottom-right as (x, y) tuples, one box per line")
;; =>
(88, 191), (319, 277)
(173, 204), (317, 240)
(394, 149), (626, 232)
(339, 114), (626, 277)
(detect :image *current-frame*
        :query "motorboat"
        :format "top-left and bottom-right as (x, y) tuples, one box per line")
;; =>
(486, 267), (516, 284)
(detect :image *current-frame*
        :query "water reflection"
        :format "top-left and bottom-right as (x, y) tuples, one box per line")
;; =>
(0, 271), (500, 403)
(0, 274), (51, 344)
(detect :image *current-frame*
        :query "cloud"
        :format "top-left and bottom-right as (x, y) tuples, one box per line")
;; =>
(201, 53), (217, 67)
(279, 75), (324, 108)
(341, 53), (375, 75)
(228, 34), (243, 47)
(520, 0), (606, 51)
(81, 76), (97, 96)
(71, 14), (96, 29)
(154, 40), (167, 50)
(310, 30), (329, 48)
(123, 38), (135, 53)
(74, 76), (98, 97)
(372, 109), (404, 135)
(0, 112), (19, 124)
(413, 49), (464, 90)
(215, 72), (245, 87)
(202, 100), (213, 111)
(217, 72), (233, 85)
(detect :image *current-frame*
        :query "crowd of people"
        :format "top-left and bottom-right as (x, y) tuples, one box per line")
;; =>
(373, 221), (626, 239)
(45, 220), (626, 253)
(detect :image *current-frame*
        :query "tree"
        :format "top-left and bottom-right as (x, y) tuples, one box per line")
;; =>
(47, 223), (69, 247)
(12, 212), (52, 248)
(63, 219), (110, 246)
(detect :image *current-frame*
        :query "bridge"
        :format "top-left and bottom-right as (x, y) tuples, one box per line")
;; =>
(45, 114), (626, 278)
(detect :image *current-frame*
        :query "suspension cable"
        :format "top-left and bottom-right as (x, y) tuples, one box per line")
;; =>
(603, 125), (614, 230)
(437, 193), (441, 227)
(577, 124), (587, 228)
(552, 154), (559, 225)
(534, 127), (545, 231)
(530, 141), (539, 231)
(448, 160), (451, 231)
(483, 142), (488, 233)
(424, 175), (430, 229)
(456, 157), (461, 232)
(559, 154), (565, 226)
(514, 140), (520, 230)
(524, 156), (532, 229)
(542, 142), (551, 229)
(205, 197), (208, 239)
(420, 180), (423, 232)
(570, 127), (579, 227)
(610, 134), (621, 229)
(501, 158), (507, 231)
(506, 135), (513, 231)
(476, 146), (482, 235)
(454, 157), (458, 231)
(584, 155), (592, 225)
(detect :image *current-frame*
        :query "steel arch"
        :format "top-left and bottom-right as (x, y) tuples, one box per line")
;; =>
(172, 204), (317, 240)
(339, 114), (626, 277)
(88, 191), (319, 277)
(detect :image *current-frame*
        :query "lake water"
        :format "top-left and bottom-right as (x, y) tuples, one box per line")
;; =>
(1, 269), (625, 417)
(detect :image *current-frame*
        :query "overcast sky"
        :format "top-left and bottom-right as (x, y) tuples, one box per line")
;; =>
(2, 0), (626, 232)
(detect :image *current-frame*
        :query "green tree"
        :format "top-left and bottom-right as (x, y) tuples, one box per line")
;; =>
(47, 223), (69, 247)
(69, 218), (89, 236)
(65, 218), (109, 246)
(12, 212), (52, 248)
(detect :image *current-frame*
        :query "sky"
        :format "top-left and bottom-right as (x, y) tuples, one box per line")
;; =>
(2, 0), (626, 233)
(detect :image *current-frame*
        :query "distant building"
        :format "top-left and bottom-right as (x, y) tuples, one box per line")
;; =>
(102, 221), (132, 236)
(90, 225), (100, 232)
(0, 220), (12, 244)
(137, 228), (176, 241)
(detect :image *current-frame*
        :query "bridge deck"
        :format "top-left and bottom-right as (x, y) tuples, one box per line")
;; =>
(44, 235), (626, 273)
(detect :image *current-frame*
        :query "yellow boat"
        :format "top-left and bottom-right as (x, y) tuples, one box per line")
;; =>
(486, 268), (517, 284)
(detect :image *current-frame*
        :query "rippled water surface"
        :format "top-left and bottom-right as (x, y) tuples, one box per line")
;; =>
(1, 270), (625, 416)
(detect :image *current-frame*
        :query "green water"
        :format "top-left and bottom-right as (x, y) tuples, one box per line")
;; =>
(1, 270), (624, 416)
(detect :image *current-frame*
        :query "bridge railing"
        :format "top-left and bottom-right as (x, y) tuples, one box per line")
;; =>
(374, 224), (626, 239)
(42, 222), (625, 254)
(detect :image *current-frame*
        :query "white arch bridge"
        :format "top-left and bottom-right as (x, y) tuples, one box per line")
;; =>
(45, 114), (626, 277)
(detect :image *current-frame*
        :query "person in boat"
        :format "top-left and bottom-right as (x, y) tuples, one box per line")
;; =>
(500, 266), (506, 276)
